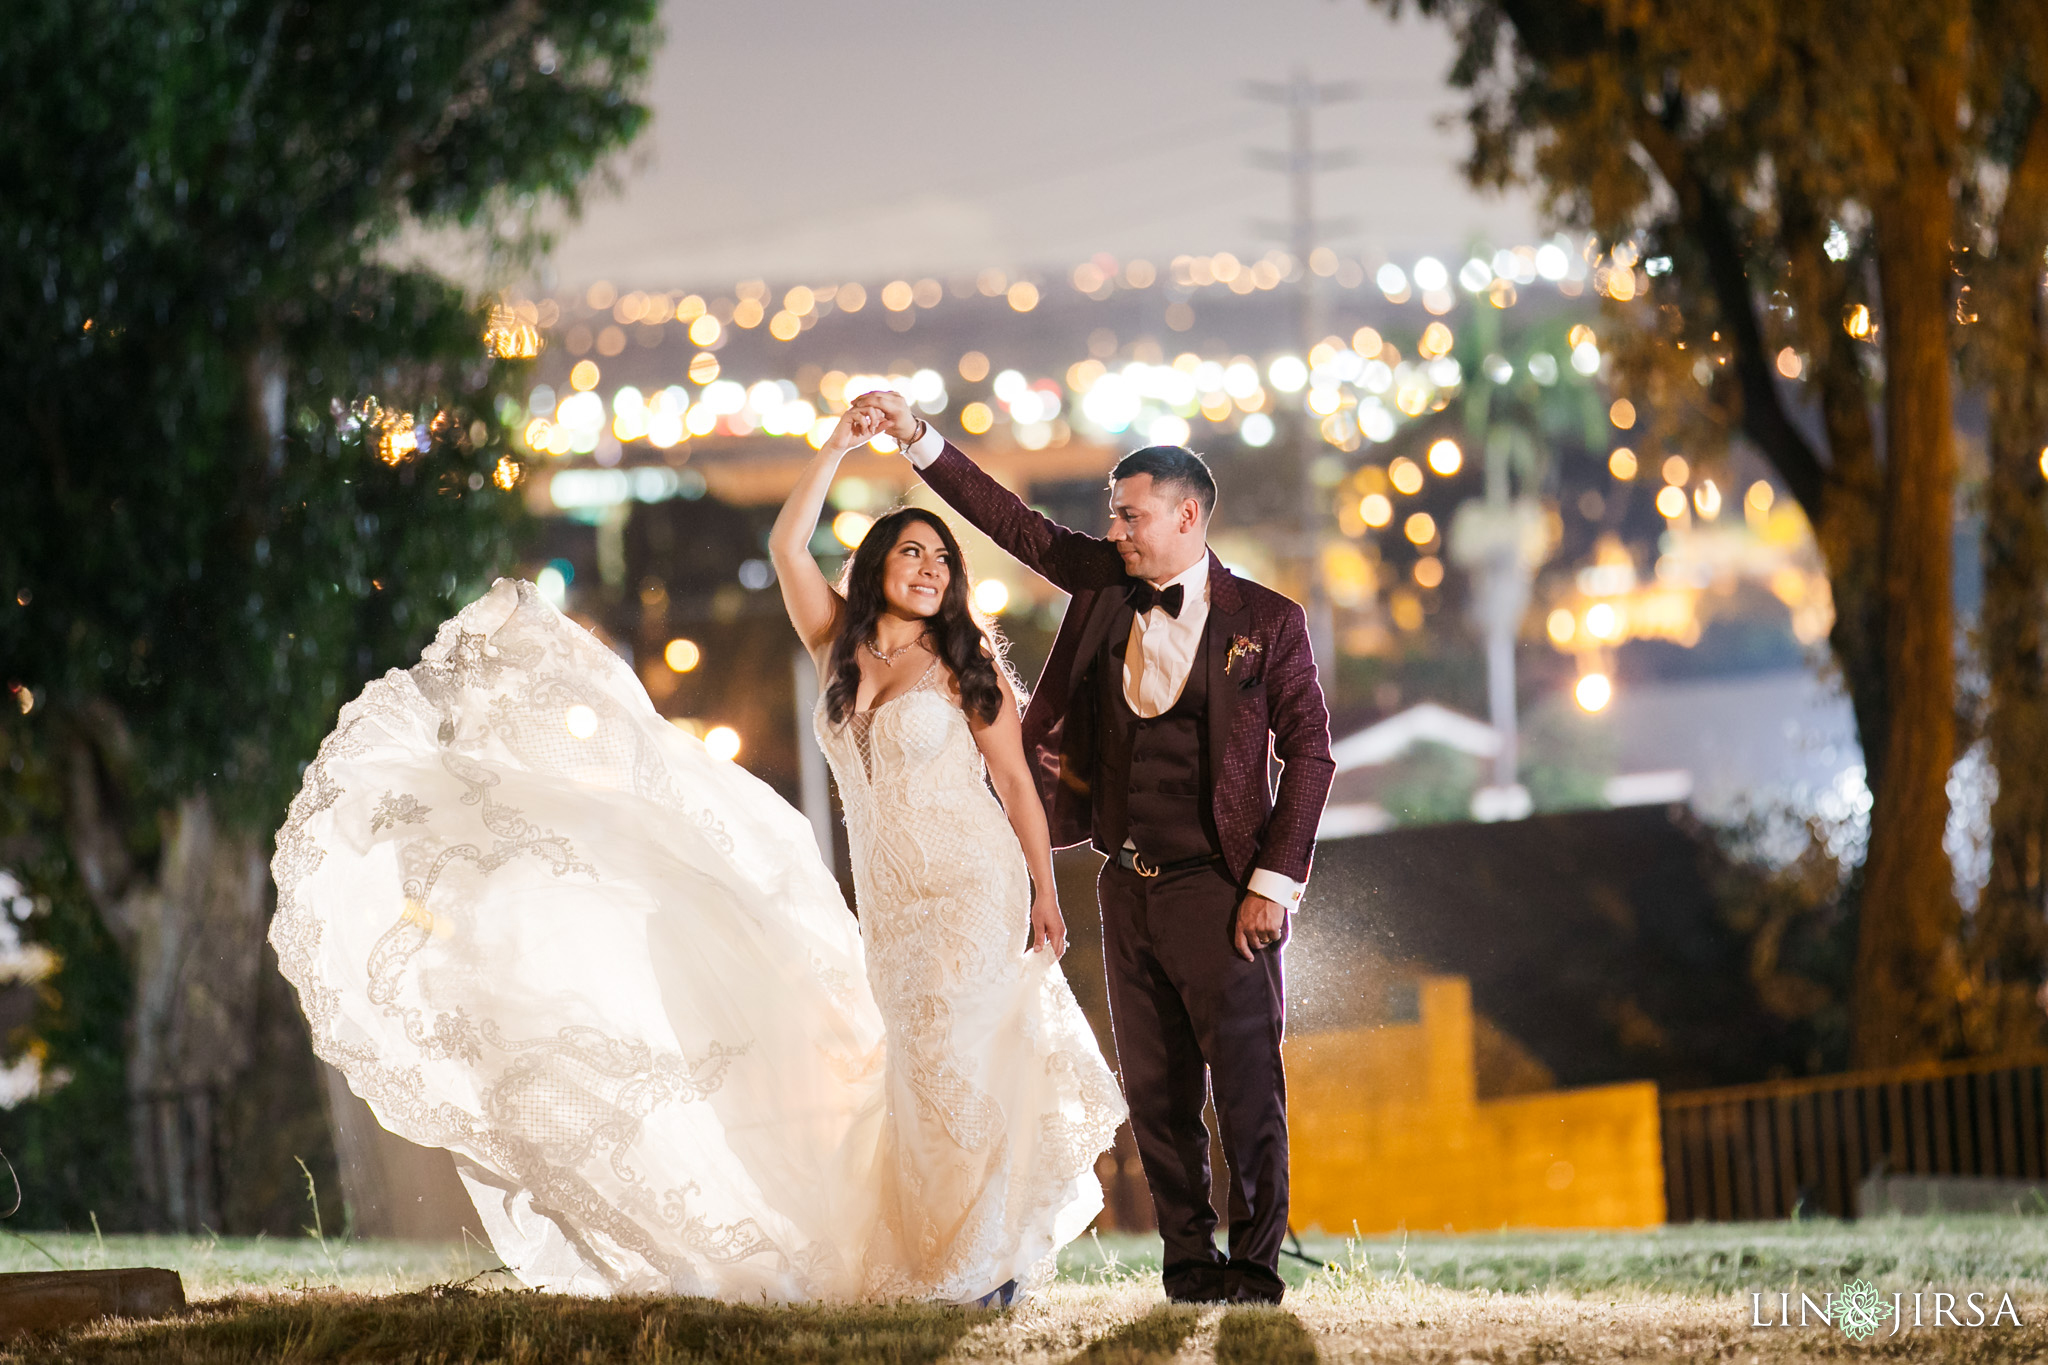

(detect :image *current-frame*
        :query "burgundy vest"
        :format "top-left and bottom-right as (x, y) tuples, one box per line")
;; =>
(1092, 605), (1223, 863)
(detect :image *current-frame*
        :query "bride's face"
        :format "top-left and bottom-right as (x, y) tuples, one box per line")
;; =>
(879, 521), (952, 618)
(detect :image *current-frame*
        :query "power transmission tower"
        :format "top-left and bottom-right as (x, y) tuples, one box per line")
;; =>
(1246, 69), (1361, 684)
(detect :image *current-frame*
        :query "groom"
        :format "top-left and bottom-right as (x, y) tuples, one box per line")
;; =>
(852, 391), (1335, 1305)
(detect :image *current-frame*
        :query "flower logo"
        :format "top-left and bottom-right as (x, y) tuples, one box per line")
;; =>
(1834, 1280), (1895, 1341)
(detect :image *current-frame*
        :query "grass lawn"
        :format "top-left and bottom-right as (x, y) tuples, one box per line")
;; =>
(1, 1216), (2046, 1361)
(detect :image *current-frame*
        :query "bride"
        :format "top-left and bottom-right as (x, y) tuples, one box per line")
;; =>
(270, 405), (1123, 1305)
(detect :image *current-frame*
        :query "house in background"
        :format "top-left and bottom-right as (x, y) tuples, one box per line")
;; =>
(1316, 668), (1861, 840)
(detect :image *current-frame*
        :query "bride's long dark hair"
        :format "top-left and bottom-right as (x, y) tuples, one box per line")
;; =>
(824, 507), (1010, 727)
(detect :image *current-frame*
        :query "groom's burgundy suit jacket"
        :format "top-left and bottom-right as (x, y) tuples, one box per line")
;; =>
(917, 442), (1336, 889)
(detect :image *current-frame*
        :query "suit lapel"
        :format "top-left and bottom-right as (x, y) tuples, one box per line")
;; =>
(1205, 551), (1250, 778)
(1067, 582), (1133, 698)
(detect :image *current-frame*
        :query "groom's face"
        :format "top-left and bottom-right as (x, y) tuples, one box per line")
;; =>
(1108, 474), (1205, 582)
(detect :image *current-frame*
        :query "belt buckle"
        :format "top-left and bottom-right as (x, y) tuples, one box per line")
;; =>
(1131, 851), (1160, 878)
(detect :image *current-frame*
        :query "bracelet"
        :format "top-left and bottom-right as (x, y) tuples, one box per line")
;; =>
(903, 417), (927, 450)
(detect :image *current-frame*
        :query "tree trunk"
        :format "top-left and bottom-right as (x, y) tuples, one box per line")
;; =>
(1970, 96), (2048, 1051)
(1779, 197), (1890, 800)
(60, 709), (275, 1231)
(1851, 122), (1966, 1065)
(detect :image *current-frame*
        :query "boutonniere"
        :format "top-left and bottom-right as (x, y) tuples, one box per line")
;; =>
(1225, 634), (1263, 681)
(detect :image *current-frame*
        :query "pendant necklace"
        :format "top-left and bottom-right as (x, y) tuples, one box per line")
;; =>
(865, 633), (925, 664)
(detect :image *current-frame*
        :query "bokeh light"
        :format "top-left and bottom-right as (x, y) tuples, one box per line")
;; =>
(536, 565), (567, 607)
(664, 638), (701, 672)
(833, 511), (873, 547)
(1575, 673), (1613, 713)
(704, 725), (742, 761)
(973, 579), (1010, 614)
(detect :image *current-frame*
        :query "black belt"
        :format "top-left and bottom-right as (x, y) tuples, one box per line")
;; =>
(1117, 847), (1226, 878)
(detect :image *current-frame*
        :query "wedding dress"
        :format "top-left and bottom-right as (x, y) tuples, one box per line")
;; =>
(270, 578), (1123, 1302)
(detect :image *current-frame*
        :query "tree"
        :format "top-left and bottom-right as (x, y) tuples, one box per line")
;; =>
(1374, 0), (2048, 1064)
(0, 0), (657, 1231)
(1962, 10), (2048, 1052)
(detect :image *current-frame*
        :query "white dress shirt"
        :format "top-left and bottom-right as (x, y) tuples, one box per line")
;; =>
(902, 424), (1306, 911)
(1123, 554), (1209, 718)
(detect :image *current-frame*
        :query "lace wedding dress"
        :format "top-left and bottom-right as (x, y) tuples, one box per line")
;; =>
(270, 578), (1123, 1302)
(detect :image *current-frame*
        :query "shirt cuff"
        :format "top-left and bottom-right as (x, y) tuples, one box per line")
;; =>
(1247, 867), (1306, 911)
(902, 421), (944, 469)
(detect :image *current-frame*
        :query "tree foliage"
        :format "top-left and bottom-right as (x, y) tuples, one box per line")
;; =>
(0, 0), (658, 1230)
(1375, 0), (2048, 1064)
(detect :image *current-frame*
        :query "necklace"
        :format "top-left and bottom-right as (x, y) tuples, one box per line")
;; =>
(865, 633), (926, 664)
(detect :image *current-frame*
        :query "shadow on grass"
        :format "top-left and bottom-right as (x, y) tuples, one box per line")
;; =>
(1063, 1302), (1203, 1363)
(1215, 1306), (1317, 1364)
(0, 1285), (994, 1364)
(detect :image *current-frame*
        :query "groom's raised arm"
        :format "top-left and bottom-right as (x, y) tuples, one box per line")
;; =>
(901, 430), (1127, 595)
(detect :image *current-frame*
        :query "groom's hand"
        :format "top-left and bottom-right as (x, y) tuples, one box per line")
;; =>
(848, 389), (921, 443)
(1233, 892), (1285, 961)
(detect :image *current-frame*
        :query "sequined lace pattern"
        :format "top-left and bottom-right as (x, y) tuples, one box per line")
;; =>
(814, 653), (1125, 1302)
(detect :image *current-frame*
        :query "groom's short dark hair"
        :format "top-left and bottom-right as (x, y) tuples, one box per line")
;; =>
(1111, 446), (1216, 521)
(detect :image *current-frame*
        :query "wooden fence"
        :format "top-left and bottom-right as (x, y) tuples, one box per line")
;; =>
(1660, 1051), (2048, 1221)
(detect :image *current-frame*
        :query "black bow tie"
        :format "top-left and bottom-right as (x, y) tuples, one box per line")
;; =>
(1126, 581), (1185, 619)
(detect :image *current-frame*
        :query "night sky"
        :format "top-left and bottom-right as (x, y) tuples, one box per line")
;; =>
(514, 0), (1542, 291)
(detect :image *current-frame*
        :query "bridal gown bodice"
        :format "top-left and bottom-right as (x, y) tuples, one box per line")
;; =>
(269, 579), (1121, 1304)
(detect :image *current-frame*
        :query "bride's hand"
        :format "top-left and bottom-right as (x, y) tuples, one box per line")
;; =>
(822, 406), (885, 455)
(1029, 893), (1067, 958)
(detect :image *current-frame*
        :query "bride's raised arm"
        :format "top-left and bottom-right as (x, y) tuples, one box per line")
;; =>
(769, 407), (885, 654)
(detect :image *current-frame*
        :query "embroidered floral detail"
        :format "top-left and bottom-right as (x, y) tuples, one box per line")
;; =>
(815, 643), (1124, 1302)
(370, 791), (432, 832)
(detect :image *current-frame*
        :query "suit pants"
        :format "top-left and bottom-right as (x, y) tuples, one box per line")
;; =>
(1097, 857), (1289, 1303)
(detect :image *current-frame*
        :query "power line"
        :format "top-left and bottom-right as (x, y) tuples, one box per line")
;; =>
(1245, 69), (1363, 679)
